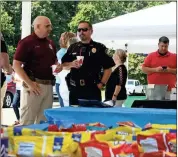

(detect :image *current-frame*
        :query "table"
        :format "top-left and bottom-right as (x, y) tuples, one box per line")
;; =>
(132, 100), (177, 109)
(44, 107), (176, 128)
(124, 96), (146, 107)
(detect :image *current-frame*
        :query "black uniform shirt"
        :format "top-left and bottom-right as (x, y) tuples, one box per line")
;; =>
(62, 40), (115, 83)
(105, 65), (127, 100)
(1, 33), (8, 87)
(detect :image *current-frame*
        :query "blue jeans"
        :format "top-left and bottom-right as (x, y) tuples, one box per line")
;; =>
(55, 83), (64, 107)
(12, 90), (20, 120)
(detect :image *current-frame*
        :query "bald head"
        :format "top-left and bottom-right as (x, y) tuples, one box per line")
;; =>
(32, 16), (52, 38)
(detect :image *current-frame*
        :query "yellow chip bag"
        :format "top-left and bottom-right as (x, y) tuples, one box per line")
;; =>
(148, 124), (176, 130)
(9, 135), (79, 157)
(106, 126), (141, 135)
(136, 128), (170, 136)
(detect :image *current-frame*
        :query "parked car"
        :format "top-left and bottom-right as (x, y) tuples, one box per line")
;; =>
(3, 81), (16, 108)
(126, 79), (144, 95)
(53, 86), (58, 99)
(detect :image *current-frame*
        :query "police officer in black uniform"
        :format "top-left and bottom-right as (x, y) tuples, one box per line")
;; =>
(62, 21), (115, 105)
(1, 32), (12, 88)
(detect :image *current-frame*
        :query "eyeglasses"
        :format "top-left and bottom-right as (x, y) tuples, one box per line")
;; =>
(77, 28), (89, 32)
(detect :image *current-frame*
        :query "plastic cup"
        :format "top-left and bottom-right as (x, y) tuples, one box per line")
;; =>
(51, 65), (57, 74)
(76, 56), (84, 66)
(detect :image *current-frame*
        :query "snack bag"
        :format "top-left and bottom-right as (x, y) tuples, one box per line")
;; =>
(9, 135), (79, 157)
(36, 130), (70, 137)
(90, 130), (106, 140)
(144, 123), (176, 130)
(79, 140), (111, 157)
(87, 122), (106, 128)
(137, 133), (177, 153)
(3, 127), (40, 137)
(10, 136), (46, 157)
(112, 142), (141, 157)
(166, 133), (177, 153)
(59, 124), (87, 132)
(136, 128), (170, 136)
(140, 151), (176, 157)
(70, 132), (91, 143)
(45, 136), (79, 157)
(95, 131), (136, 147)
(117, 121), (141, 128)
(107, 126), (142, 136)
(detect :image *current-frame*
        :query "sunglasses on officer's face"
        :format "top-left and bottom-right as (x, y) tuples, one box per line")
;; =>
(77, 28), (89, 32)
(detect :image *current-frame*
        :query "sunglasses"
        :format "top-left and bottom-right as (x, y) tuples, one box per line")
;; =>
(77, 28), (89, 32)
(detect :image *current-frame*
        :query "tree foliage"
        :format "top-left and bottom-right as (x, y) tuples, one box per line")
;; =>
(128, 54), (147, 85)
(1, 0), (169, 77)
(69, 1), (168, 32)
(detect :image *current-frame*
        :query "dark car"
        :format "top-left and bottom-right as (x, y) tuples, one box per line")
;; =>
(3, 81), (16, 108)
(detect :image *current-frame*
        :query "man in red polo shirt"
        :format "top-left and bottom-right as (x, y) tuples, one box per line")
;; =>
(142, 36), (177, 96)
(13, 16), (62, 125)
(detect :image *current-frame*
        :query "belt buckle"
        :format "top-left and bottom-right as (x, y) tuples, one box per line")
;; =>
(80, 79), (85, 86)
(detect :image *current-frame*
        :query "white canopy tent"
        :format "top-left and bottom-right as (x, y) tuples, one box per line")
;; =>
(92, 2), (176, 53)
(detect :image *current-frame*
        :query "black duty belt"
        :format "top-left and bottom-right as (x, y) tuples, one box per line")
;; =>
(70, 78), (97, 87)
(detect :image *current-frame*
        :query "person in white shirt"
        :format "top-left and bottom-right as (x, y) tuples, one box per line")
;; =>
(12, 72), (22, 125)
(56, 32), (78, 107)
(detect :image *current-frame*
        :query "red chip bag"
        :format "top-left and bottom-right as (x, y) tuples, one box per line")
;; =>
(79, 140), (111, 157)
(166, 133), (177, 153)
(137, 133), (166, 153)
(112, 142), (141, 157)
(90, 130), (106, 140)
(137, 133), (177, 153)
(117, 121), (140, 128)
(87, 122), (106, 128)
(140, 151), (176, 157)
(59, 124), (87, 132)
(48, 124), (59, 132)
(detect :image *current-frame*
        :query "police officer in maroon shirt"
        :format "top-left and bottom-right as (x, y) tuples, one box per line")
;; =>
(13, 16), (62, 125)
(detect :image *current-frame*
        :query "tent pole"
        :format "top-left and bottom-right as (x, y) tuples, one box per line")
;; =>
(21, 1), (31, 39)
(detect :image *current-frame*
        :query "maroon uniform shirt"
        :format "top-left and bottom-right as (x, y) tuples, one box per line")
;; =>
(14, 33), (57, 80)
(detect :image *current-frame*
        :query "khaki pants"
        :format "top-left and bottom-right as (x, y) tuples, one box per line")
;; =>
(1, 82), (7, 108)
(20, 84), (53, 125)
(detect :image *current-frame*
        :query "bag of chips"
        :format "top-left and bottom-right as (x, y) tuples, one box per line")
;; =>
(137, 132), (177, 153)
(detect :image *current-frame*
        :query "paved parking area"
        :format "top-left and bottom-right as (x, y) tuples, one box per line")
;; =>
(1, 101), (60, 125)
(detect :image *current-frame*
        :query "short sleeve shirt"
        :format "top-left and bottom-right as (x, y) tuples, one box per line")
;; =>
(142, 50), (177, 90)
(14, 33), (57, 80)
(62, 40), (115, 82)
(1, 33), (8, 87)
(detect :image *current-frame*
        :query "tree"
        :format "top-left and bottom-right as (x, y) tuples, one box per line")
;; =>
(1, 1), (78, 63)
(69, 1), (169, 32)
(31, 1), (78, 48)
(128, 54), (147, 85)
(1, 2), (16, 64)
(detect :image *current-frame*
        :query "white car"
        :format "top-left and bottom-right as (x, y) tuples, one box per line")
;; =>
(126, 79), (144, 95)
(53, 86), (58, 99)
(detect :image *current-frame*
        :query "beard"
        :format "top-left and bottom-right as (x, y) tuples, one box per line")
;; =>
(79, 34), (86, 41)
